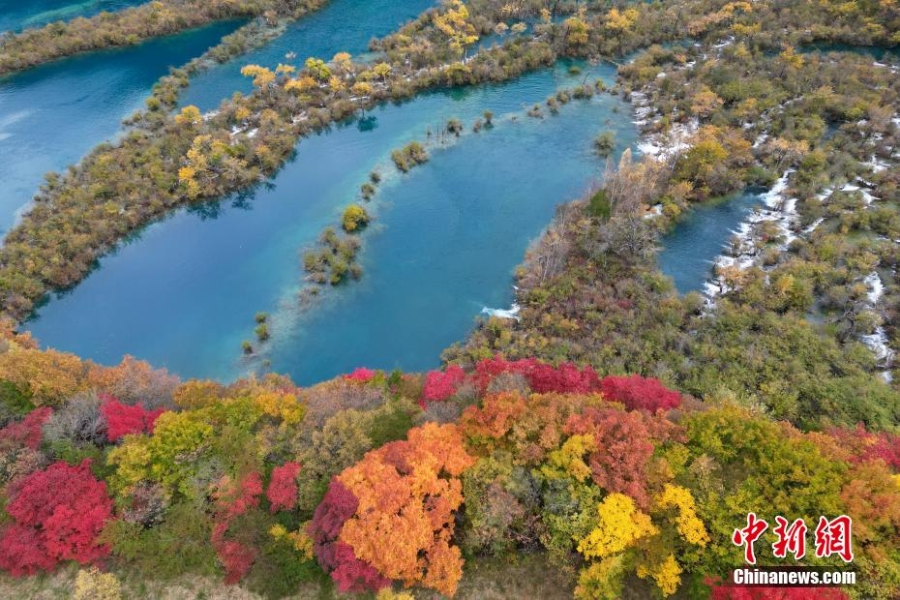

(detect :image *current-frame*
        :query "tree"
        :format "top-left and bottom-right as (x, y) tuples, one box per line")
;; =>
(99, 397), (165, 442)
(267, 462), (301, 513)
(600, 375), (682, 412)
(332, 423), (475, 596)
(342, 205), (370, 232)
(433, 0), (479, 56)
(240, 65), (276, 90)
(373, 62), (392, 82)
(0, 460), (113, 576)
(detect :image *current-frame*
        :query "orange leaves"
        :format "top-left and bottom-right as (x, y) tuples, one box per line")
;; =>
(335, 423), (474, 596)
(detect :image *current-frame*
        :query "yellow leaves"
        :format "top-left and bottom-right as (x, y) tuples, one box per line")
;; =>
(332, 51), (352, 71)
(74, 568), (122, 600)
(777, 45), (805, 70)
(0, 346), (89, 406)
(253, 390), (305, 425)
(542, 434), (597, 482)
(575, 555), (627, 600)
(637, 554), (682, 597)
(691, 86), (724, 119)
(174, 105), (201, 126)
(269, 523), (314, 560)
(177, 166), (196, 183)
(284, 75), (318, 94)
(605, 7), (639, 31)
(373, 62), (392, 81)
(275, 63), (295, 75)
(327, 75), (345, 93)
(434, 0), (479, 55)
(234, 105), (251, 121)
(577, 493), (658, 560)
(240, 64), (276, 89)
(655, 484), (710, 547)
(351, 81), (373, 98)
(564, 16), (590, 47)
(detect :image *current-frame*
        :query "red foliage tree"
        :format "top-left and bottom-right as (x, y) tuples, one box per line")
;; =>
(826, 424), (900, 471)
(99, 396), (165, 442)
(0, 460), (113, 576)
(707, 578), (849, 599)
(600, 375), (682, 412)
(266, 461), (301, 513)
(471, 356), (602, 395)
(421, 364), (466, 404)
(564, 407), (680, 508)
(0, 407), (52, 451)
(308, 479), (389, 593)
(345, 367), (376, 383)
(211, 472), (263, 584)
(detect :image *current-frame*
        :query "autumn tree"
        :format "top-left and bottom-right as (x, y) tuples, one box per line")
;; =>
(0, 460), (113, 576)
(330, 423), (475, 595)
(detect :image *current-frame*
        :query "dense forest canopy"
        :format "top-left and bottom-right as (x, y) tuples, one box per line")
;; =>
(0, 0), (899, 597)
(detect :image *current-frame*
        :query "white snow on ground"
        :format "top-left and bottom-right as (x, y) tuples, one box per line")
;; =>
(644, 204), (663, 219)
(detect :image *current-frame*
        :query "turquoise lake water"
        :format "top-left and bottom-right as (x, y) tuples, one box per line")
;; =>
(0, 20), (244, 234)
(14, 0), (762, 385)
(29, 62), (641, 384)
(658, 192), (762, 294)
(179, 0), (438, 112)
(0, 0), (145, 33)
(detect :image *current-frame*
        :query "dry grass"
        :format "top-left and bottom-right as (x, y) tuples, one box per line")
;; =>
(0, 552), (575, 599)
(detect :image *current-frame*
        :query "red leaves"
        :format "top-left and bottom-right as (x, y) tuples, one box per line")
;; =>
(600, 375), (682, 411)
(472, 356), (601, 395)
(266, 461), (301, 513)
(211, 472), (263, 584)
(0, 407), (52, 451)
(309, 479), (388, 593)
(0, 460), (113, 576)
(99, 396), (165, 442)
(826, 424), (900, 471)
(421, 364), (465, 403)
(345, 367), (376, 383)
(706, 578), (849, 599)
(469, 357), (682, 412)
(564, 408), (680, 508)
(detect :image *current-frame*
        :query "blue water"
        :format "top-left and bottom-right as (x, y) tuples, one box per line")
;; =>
(0, 20), (244, 235)
(29, 62), (639, 384)
(179, 0), (438, 112)
(0, 0), (145, 33)
(657, 192), (762, 294)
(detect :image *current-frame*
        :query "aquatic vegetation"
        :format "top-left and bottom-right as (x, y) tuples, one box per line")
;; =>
(0, 0), (332, 76)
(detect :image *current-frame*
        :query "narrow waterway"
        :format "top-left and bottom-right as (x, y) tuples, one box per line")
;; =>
(179, 0), (438, 111)
(0, 0), (145, 33)
(657, 192), (763, 294)
(0, 20), (245, 234)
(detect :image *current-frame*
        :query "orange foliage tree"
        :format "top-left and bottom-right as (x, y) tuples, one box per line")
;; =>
(336, 423), (475, 596)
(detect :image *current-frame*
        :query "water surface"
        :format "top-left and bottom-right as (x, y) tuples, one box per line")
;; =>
(0, 20), (244, 233)
(30, 62), (638, 383)
(657, 191), (762, 294)
(0, 0), (145, 33)
(180, 0), (438, 111)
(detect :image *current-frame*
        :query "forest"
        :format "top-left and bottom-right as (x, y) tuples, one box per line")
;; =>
(0, 0), (329, 75)
(0, 0), (899, 597)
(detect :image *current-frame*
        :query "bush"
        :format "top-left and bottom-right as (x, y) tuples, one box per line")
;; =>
(342, 205), (370, 232)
